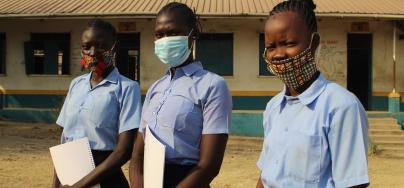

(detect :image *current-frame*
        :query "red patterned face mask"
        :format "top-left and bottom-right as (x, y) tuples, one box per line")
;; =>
(80, 44), (116, 77)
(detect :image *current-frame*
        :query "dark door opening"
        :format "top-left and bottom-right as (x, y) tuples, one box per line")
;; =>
(347, 33), (372, 110)
(116, 33), (140, 82)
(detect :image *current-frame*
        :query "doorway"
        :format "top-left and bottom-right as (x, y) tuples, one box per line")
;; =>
(116, 33), (140, 82)
(347, 33), (372, 110)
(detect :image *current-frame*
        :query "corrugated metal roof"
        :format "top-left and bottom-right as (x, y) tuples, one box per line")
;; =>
(0, 0), (403, 19)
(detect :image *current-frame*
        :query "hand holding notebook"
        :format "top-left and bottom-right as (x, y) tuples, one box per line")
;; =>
(49, 137), (100, 188)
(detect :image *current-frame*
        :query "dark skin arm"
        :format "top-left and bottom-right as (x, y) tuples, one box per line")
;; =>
(176, 134), (228, 188)
(60, 129), (136, 188)
(129, 133), (227, 188)
(129, 132), (145, 188)
(256, 176), (264, 188)
(52, 169), (61, 188)
(350, 184), (369, 188)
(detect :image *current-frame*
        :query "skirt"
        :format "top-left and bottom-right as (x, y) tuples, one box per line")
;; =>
(92, 150), (130, 188)
(163, 163), (211, 188)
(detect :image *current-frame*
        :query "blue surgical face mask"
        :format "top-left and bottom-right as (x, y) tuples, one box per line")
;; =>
(154, 30), (193, 67)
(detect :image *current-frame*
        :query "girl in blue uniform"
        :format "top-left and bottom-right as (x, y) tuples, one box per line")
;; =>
(53, 19), (141, 188)
(257, 0), (369, 187)
(129, 2), (232, 188)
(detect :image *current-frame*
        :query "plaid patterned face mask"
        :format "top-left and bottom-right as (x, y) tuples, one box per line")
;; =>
(80, 43), (116, 77)
(263, 34), (318, 91)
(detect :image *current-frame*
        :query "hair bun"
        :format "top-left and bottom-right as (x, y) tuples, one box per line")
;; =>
(287, 0), (316, 10)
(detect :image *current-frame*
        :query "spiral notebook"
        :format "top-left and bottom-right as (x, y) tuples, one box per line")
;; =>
(49, 137), (100, 188)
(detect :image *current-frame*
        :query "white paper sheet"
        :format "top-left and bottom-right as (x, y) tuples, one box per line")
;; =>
(49, 137), (100, 188)
(144, 125), (166, 188)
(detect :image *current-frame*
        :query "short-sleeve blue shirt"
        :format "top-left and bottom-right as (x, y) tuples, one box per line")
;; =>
(139, 61), (232, 165)
(56, 68), (142, 150)
(257, 74), (369, 188)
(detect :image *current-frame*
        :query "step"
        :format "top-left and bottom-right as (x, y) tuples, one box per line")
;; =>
(370, 135), (404, 142)
(367, 111), (394, 118)
(369, 129), (404, 135)
(378, 147), (404, 158)
(374, 141), (404, 148)
(368, 118), (397, 124)
(368, 124), (400, 130)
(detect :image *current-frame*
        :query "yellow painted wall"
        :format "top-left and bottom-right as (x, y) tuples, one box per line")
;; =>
(0, 18), (403, 96)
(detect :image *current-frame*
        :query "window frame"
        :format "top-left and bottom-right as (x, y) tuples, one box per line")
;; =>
(195, 32), (234, 76)
(24, 33), (71, 76)
(0, 33), (6, 75)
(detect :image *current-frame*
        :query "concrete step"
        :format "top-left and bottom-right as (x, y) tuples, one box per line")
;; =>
(368, 118), (397, 124)
(370, 135), (404, 142)
(375, 141), (404, 148)
(378, 147), (404, 158)
(368, 124), (400, 130)
(369, 129), (404, 135)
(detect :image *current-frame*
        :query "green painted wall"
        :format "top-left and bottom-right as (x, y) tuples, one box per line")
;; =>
(232, 96), (272, 110)
(371, 96), (404, 112)
(230, 112), (264, 137)
(1, 94), (403, 111)
(1, 94), (403, 133)
(3, 94), (65, 109)
(371, 96), (389, 111)
(0, 109), (59, 123)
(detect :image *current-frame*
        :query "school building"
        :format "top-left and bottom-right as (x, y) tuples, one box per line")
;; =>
(0, 0), (404, 130)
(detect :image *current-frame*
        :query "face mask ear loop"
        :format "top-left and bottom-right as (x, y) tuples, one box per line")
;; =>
(110, 41), (117, 65)
(188, 29), (196, 59)
(308, 32), (320, 65)
(308, 32), (319, 49)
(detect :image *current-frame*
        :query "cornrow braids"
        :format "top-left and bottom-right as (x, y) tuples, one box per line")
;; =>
(269, 0), (317, 33)
(157, 2), (201, 39)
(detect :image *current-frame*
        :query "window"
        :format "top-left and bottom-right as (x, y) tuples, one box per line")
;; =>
(259, 33), (274, 76)
(196, 33), (233, 76)
(24, 33), (70, 75)
(0, 33), (5, 74)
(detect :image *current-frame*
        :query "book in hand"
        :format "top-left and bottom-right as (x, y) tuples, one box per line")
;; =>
(49, 137), (100, 188)
(144, 125), (166, 188)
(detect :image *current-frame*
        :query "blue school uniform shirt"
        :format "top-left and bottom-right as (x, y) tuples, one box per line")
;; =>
(139, 61), (232, 165)
(56, 68), (142, 150)
(257, 74), (369, 188)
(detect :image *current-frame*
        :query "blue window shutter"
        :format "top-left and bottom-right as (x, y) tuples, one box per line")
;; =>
(196, 33), (233, 76)
(24, 42), (34, 74)
(0, 33), (5, 74)
(44, 41), (58, 74)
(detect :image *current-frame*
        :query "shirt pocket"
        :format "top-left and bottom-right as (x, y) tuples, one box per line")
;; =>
(285, 131), (322, 183)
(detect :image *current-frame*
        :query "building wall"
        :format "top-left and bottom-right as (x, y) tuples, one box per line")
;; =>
(0, 17), (403, 113)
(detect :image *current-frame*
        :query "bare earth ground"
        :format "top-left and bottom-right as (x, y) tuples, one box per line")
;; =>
(1, 122), (404, 188)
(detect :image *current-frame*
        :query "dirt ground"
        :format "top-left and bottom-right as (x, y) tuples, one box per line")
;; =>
(1, 122), (404, 188)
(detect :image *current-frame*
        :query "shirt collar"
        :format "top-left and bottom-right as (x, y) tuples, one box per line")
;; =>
(273, 73), (328, 109)
(85, 67), (119, 88)
(166, 61), (203, 77)
(103, 68), (119, 84)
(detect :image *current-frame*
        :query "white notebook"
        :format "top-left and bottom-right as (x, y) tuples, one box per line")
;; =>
(49, 137), (100, 188)
(144, 125), (166, 188)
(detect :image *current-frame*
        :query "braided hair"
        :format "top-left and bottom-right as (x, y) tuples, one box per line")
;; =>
(269, 0), (317, 33)
(157, 2), (201, 39)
